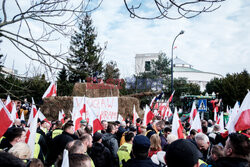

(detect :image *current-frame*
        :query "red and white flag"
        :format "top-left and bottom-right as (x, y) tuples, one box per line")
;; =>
(150, 96), (156, 109)
(25, 109), (38, 158)
(132, 105), (139, 125)
(20, 111), (25, 121)
(73, 109), (82, 131)
(190, 112), (202, 133)
(38, 110), (51, 126)
(87, 104), (103, 134)
(27, 98), (38, 126)
(42, 82), (57, 99)
(233, 101), (240, 113)
(189, 101), (197, 124)
(172, 109), (184, 139)
(118, 114), (124, 122)
(143, 105), (154, 126)
(226, 103), (238, 133)
(59, 110), (66, 124)
(10, 102), (19, 120)
(234, 91), (250, 132)
(216, 113), (224, 133)
(0, 100), (13, 137)
(213, 108), (218, 122)
(61, 149), (69, 167)
(168, 90), (175, 103)
(5, 95), (12, 113)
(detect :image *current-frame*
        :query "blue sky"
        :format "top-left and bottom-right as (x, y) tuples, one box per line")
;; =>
(1, 0), (250, 78)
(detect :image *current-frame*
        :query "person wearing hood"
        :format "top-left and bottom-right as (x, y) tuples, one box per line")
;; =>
(102, 123), (119, 167)
(89, 132), (111, 167)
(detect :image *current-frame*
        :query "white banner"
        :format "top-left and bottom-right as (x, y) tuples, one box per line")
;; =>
(72, 97), (118, 122)
(85, 97), (118, 122)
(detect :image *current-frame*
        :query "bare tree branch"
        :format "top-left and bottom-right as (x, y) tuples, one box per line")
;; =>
(124, 0), (225, 20)
(0, 0), (103, 73)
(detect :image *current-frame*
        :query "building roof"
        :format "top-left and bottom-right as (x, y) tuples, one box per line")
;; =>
(173, 57), (192, 66)
(174, 66), (202, 72)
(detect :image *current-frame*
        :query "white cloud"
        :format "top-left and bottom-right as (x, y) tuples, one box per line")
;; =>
(2, 0), (250, 78)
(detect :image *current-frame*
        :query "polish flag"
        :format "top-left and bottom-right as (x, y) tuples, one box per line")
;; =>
(27, 98), (38, 126)
(42, 82), (57, 99)
(213, 108), (218, 122)
(72, 109), (82, 131)
(168, 90), (175, 103)
(158, 102), (166, 116)
(190, 112), (202, 133)
(233, 101), (240, 113)
(118, 114), (124, 122)
(87, 105), (103, 134)
(61, 149), (69, 167)
(0, 100), (13, 137)
(226, 104), (238, 133)
(20, 111), (25, 121)
(234, 91), (250, 132)
(59, 110), (65, 124)
(25, 109), (38, 158)
(163, 105), (172, 121)
(172, 109), (184, 139)
(216, 113), (224, 133)
(38, 110), (51, 126)
(10, 103), (19, 120)
(5, 95), (12, 113)
(143, 105), (154, 126)
(132, 105), (139, 125)
(150, 96), (156, 109)
(189, 101), (197, 124)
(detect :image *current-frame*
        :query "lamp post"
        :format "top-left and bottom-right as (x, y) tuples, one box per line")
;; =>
(171, 30), (184, 109)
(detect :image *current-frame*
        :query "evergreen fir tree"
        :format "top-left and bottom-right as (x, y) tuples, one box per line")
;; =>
(67, 14), (103, 83)
(104, 61), (120, 81)
(57, 66), (68, 82)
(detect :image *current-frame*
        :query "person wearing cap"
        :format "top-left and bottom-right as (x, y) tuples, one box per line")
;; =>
(89, 132), (111, 167)
(165, 139), (207, 167)
(74, 120), (87, 138)
(123, 135), (159, 167)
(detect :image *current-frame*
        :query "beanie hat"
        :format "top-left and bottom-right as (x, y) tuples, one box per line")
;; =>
(133, 135), (150, 153)
(93, 132), (103, 142)
(166, 139), (199, 167)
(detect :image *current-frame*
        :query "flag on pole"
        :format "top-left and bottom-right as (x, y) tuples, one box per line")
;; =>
(216, 113), (224, 133)
(213, 108), (218, 122)
(87, 105), (103, 134)
(190, 112), (202, 133)
(59, 110), (65, 124)
(25, 110), (38, 158)
(132, 105), (139, 125)
(42, 82), (57, 99)
(118, 114), (124, 122)
(20, 111), (25, 121)
(27, 98), (38, 126)
(5, 95), (12, 113)
(0, 100), (13, 137)
(143, 105), (154, 126)
(189, 101), (197, 124)
(172, 109), (184, 139)
(10, 102), (19, 120)
(234, 91), (250, 132)
(38, 110), (51, 126)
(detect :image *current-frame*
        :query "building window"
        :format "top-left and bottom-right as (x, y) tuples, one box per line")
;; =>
(145, 61), (151, 71)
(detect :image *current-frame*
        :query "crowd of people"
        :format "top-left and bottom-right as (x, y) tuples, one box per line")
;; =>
(0, 115), (249, 167)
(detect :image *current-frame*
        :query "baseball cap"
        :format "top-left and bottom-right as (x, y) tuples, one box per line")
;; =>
(133, 135), (150, 153)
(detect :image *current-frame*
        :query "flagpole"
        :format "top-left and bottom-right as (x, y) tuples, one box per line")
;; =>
(171, 30), (184, 111)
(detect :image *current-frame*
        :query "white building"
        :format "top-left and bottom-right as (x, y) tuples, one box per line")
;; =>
(135, 53), (223, 92)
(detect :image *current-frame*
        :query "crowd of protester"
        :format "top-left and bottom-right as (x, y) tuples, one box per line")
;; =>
(0, 114), (249, 167)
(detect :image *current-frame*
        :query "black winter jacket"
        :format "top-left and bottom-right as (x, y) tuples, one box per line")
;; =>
(124, 157), (160, 167)
(213, 157), (249, 167)
(45, 131), (78, 166)
(89, 142), (111, 167)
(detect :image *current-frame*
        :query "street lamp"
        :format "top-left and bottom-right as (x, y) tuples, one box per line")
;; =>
(171, 30), (184, 109)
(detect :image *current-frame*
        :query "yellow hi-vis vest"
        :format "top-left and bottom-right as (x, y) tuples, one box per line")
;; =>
(0, 136), (6, 144)
(117, 142), (132, 167)
(52, 129), (63, 139)
(34, 133), (41, 159)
